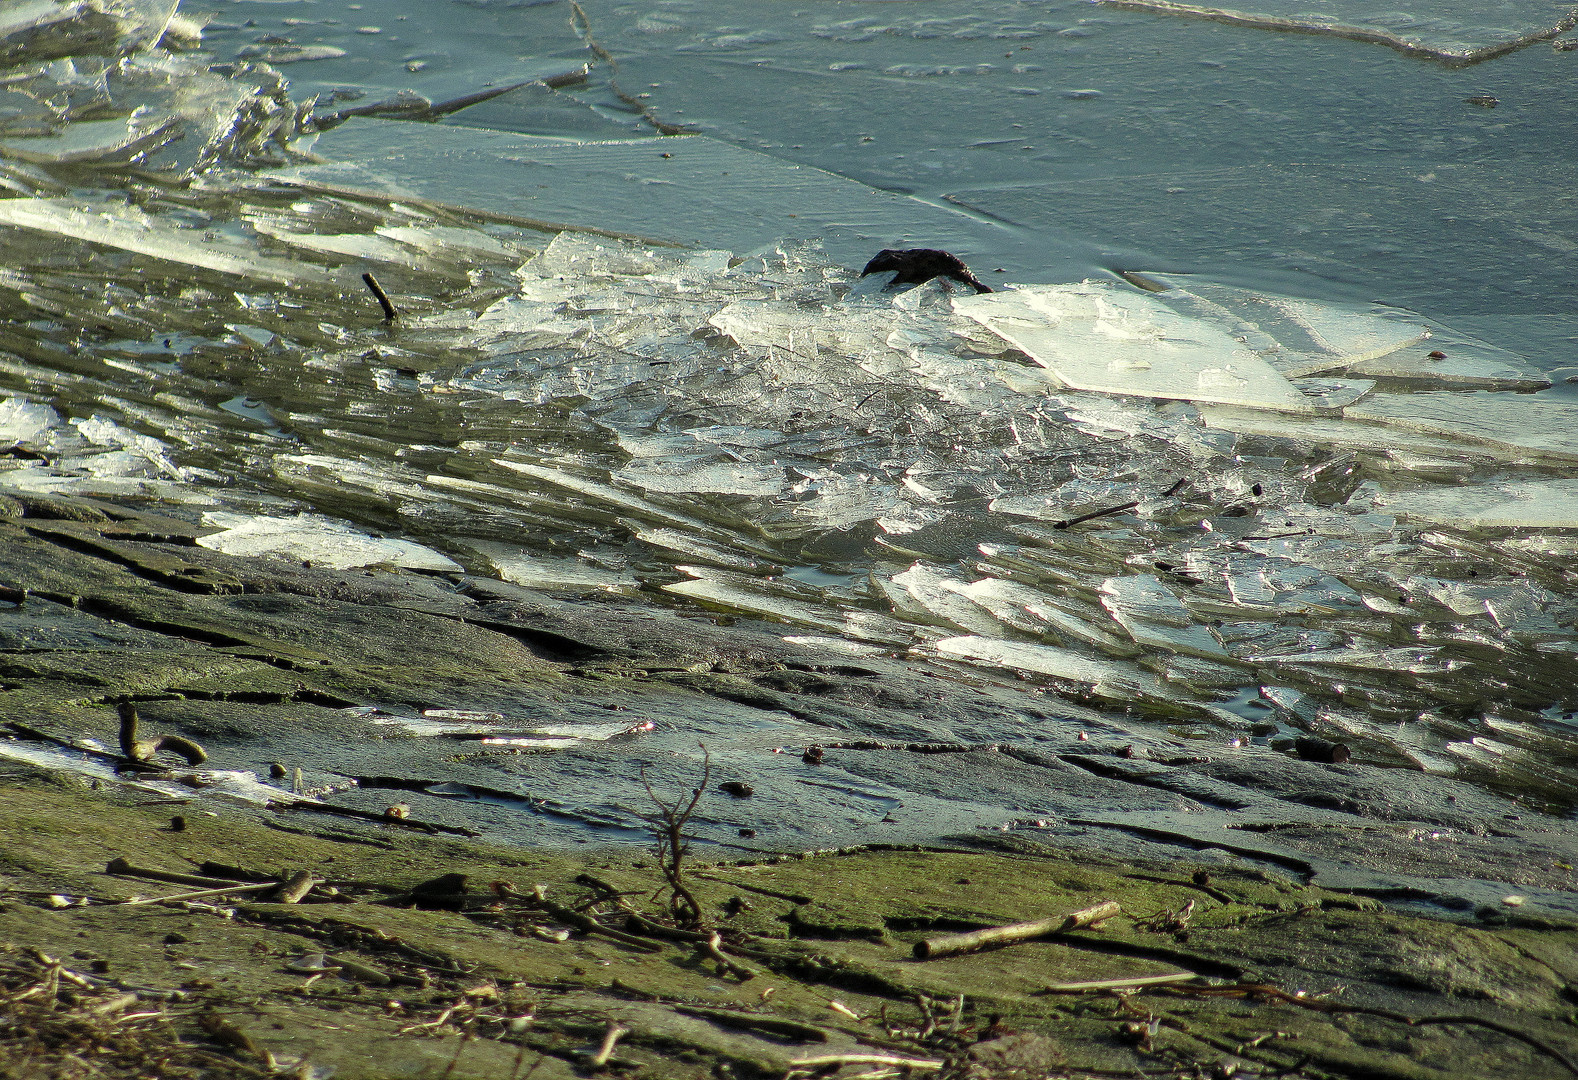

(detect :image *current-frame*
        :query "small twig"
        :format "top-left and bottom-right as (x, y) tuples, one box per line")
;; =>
(362, 272), (397, 322)
(1053, 502), (1140, 530)
(585, 1021), (629, 1069)
(914, 900), (1120, 960)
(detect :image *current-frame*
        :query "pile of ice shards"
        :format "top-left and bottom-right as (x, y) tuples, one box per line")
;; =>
(0, 0), (309, 186)
(391, 232), (1576, 799)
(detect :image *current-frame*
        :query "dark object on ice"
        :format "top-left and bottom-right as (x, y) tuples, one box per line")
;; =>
(719, 781), (754, 798)
(860, 248), (993, 293)
(362, 272), (398, 322)
(1295, 736), (1351, 764)
(802, 746), (825, 765)
(1463, 94), (1499, 107)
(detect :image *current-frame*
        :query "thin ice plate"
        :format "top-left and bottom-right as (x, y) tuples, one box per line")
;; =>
(954, 283), (1311, 411)
(275, 119), (1007, 269)
(1344, 392), (1578, 464)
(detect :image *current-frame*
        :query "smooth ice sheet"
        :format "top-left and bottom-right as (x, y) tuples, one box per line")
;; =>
(277, 120), (1007, 269)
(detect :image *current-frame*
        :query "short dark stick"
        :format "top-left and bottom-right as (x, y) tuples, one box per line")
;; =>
(362, 272), (397, 321)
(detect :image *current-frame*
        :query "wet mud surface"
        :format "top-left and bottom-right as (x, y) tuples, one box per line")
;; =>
(3, 756), (1577, 1080)
(3, 493), (1576, 927)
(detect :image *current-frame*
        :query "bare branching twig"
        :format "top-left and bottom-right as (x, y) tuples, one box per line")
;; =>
(639, 743), (711, 928)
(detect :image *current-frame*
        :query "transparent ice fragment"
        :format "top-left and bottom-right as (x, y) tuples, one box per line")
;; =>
(664, 577), (846, 636)
(954, 283), (1310, 411)
(1289, 378), (1373, 410)
(1344, 392), (1578, 464)
(886, 564), (1015, 636)
(0, 111), (178, 164)
(1100, 575), (1234, 660)
(0, 199), (338, 285)
(375, 224), (524, 261)
(1373, 479), (1578, 529)
(0, 395), (61, 445)
(1, 0), (177, 63)
(615, 460), (785, 497)
(1343, 332), (1549, 390)
(953, 576), (1136, 653)
(458, 540), (637, 594)
(195, 511), (461, 572)
(932, 635), (1190, 704)
(249, 220), (423, 267)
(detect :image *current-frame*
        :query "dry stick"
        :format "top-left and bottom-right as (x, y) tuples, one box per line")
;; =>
(914, 900), (1121, 960)
(585, 1021), (630, 1069)
(1163, 983), (1578, 1079)
(529, 886), (665, 952)
(1053, 501), (1140, 531)
(114, 883), (278, 907)
(362, 272), (397, 322)
(1043, 971), (1200, 993)
(789, 1055), (942, 1072)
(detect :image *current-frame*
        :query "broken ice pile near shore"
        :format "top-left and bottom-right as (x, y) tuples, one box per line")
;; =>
(0, 0), (309, 185)
(393, 231), (1575, 792)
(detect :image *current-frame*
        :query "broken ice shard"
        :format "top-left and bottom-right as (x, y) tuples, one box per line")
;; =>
(953, 283), (1313, 411)
(196, 512), (461, 572)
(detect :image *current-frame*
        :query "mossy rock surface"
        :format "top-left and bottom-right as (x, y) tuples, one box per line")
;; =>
(1, 764), (1575, 1080)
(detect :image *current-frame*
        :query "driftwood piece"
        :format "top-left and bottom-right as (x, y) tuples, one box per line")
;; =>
(914, 900), (1121, 960)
